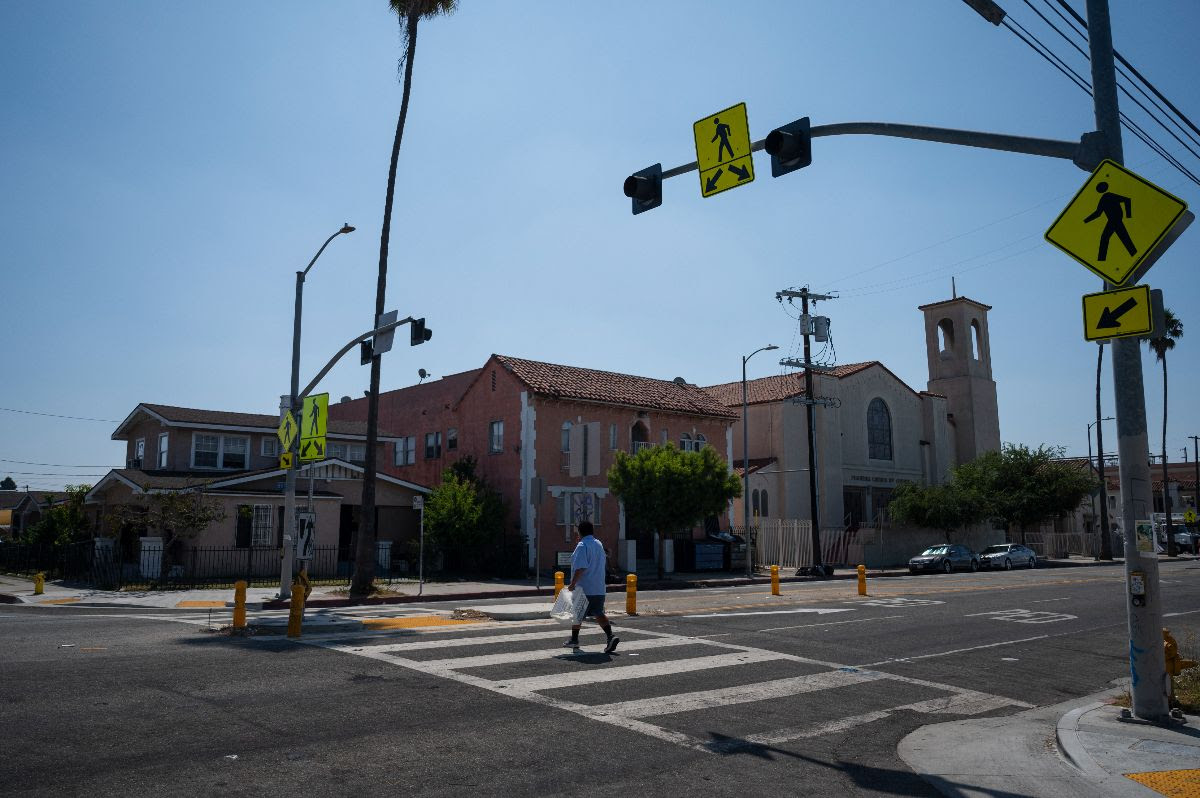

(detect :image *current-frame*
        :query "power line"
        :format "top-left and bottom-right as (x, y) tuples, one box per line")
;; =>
(0, 406), (119, 423)
(0, 458), (116, 468)
(2, 471), (107, 477)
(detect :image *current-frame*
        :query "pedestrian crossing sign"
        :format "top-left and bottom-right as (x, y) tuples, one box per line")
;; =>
(299, 392), (328, 462)
(1045, 159), (1187, 286)
(693, 102), (755, 198)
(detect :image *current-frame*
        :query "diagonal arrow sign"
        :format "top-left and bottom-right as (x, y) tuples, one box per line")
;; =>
(705, 169), (723, 193)
(1097, 296), (1139, 328)
(729, 163), (750, 181)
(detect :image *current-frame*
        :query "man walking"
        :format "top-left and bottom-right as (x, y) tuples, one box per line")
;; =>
(564, 521), (620, 653)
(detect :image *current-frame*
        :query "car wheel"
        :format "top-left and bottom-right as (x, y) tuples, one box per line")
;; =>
(1028, 555), (1036, 569)
(943, 559), (953, 574)
(1003, 558), (1012, 570)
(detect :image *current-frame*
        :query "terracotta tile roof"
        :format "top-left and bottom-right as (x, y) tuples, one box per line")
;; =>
(117, 403), (397, 439)
(917, 296), (992, 311)
(733, 457), (778, 478)
(494, 355), (738, 419)
(703, 362), (878, 408)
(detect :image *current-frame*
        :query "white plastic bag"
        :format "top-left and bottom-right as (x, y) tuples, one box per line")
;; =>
(550, 586), (588, 625)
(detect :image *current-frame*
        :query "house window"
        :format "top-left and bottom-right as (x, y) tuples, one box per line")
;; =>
(867, 398), (893, 461)
(561, 422), (572, 452)
(157, 433), (169, 469)
(395, 436), (416, 466)
(447, 428), (458, 451)
(262, 437), (279, 457)
(661, 428), (669, 445)
(489, 420), (504, 453)
(680, 433), (692, 452)
(752, 489), (760, 518)
(348, 444), (365, 463)
(192, 434), (249, 469)
(695, 433), (707, 450)
(134, 438), (145, 464)
(328, 443), (345, 459)
(251, 504), (273, 547)
(425, 432), (442, 459)
(610, 424), (617, 450)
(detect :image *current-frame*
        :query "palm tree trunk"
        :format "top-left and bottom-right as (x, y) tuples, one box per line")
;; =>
(352, 13), (421, 598)
(1095, 344), (1113, 560)
(1163, 356), (1175, 556)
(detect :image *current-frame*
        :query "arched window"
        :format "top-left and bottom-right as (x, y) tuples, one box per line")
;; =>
(561, 421), (571, 452)
(868, 398), (893, 461)
(760, 489), (769, 518)
(695, 433), (707, 450)
(751, 489), (760, 518)
(680, 432), (692, 451)
(971, 319), (982, 360)
(937, 319), (954, 354)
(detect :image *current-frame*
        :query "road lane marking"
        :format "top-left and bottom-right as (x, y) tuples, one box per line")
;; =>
(861, 634), (1052, 666)
(1029, 597), (1071, 603)
(684, 608), (853, 618)
(964, 609), (1078, 624)
(1164, 610), (1200, 617)
(479, 651), (786, 694)
(758, 614), (905, 633)
(853, 597), (943, 607)
(417, 636), (685, 669)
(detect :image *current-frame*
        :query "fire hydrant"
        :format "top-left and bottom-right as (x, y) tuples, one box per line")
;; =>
(1165, 628), (1198, 680)
(33, 572), (45, 595)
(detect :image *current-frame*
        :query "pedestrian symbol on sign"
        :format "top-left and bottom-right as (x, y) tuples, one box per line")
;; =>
(712, 117), (734, 161)
(1083, 182), (1136, 262)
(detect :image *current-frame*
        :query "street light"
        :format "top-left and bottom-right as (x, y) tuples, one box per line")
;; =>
(279, 223), (355, 599)
(1088, 416), (1114, 562)
(742, 344), (778, 577)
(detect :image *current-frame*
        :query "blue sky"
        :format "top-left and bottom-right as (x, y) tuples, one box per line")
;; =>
(2, 1), (1197, 491)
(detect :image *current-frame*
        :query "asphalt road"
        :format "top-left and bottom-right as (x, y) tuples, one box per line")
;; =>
(2, 561), (1197, 797)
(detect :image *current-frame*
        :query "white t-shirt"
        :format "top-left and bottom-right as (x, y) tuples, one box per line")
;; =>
(570, 535), (607, 595)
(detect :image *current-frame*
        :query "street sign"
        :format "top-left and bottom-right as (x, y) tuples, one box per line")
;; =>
(1045, 159), (1188, 286)
(279, 452), (293, 470)
(1185, 509), (1197, 525)
(277, 412), (297, 452)
(412, 495), (424, 511)
(295, 511), (315, 561)
(1081, 284), (1153, 342)
(299, 392), (328, 461)
(693, 102), (755, 198)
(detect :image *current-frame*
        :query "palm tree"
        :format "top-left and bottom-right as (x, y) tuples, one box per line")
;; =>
(354, 0), (458, 599)
(1147, 308), (1183, 557)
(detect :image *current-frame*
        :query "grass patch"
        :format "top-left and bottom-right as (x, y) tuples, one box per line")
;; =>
(1172, 629), (1200, 713)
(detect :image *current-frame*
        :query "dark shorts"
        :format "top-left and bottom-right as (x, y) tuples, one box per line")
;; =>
(584, 594), (606, 618)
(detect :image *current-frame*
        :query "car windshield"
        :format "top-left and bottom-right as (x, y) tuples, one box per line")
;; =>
(921, 546), (948, 555)
(981, 545), (1008, 554)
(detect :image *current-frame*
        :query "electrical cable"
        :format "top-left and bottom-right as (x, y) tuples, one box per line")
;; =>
(0, 407), (119, 423)
(0, 458), (115, 468)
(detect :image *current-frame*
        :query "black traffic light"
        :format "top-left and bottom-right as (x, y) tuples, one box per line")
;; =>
(764, 117), (811, 177)
(410, 317), (432, 346)
(360, 339), (374, 365)
(623, 163), (662, 215)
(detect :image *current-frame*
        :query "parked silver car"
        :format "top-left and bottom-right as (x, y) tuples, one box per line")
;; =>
(979, 543), (1036, 569)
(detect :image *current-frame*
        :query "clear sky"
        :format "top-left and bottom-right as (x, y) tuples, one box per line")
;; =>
(2, 1), (1197, 492)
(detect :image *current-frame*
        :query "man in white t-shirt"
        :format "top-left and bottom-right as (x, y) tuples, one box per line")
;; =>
(564, 521), (619, 653)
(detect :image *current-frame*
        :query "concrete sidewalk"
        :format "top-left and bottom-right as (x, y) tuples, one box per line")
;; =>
(0, 554), (1134, 609)
(900, 687), (1200, 797)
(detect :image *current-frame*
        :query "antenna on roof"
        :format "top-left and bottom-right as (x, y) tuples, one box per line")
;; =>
(952, 276), (957, 299)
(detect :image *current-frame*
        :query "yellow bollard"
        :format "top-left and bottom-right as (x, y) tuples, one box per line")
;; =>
(298, 568), (312, 601)
(286, 584), (304, 639)
(771, 565), (780, 596)
(233, 580), (247, 630)
(33, 572), (45, 596)
(857, 564), (867, 596)
(626, 574), (637, 616)
(554, 571), (565, 599)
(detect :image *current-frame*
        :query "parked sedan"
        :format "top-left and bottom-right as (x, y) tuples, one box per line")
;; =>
(978, 543), (1037, 570)
(908, 544), (979, 574)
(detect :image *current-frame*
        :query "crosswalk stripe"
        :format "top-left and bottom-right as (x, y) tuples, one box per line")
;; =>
(417, 636), (686, 670)
(474, 650), (785, 694)
(335, 627), (598, 654)
(588, 667), (886, 719)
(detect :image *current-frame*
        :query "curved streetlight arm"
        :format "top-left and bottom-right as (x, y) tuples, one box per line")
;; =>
(742, 344), (778, 576)
(301, 224), (355, 279)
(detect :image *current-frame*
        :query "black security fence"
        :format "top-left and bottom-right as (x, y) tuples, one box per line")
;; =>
(0, 541), (427, 591)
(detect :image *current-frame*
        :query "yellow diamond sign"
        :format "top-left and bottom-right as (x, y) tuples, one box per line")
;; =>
(1081, 284), (1153, 342)
(300, 393), (328, 462)
(277, 412), (297, 451)
(1045, 159), (1187, 286)
(693, 102), (755, 198)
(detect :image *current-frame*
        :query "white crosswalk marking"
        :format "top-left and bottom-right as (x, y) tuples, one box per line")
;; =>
(299, 623), (1031, 753)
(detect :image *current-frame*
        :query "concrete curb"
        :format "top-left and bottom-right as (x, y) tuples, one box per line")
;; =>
(1055, 702), (1107, 777)
(0, 592), (22, 604)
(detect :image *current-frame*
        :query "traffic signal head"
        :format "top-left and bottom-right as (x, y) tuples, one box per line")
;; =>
(765, 117), (812, 177)
(410, 317), (432, 346)
(360, 340), (374, 365)
(623, 163), (662, 215)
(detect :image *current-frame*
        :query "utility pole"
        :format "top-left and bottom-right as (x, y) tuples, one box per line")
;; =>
(1190, 435), (1199, 515)
(1085, 0), (1169, 721)
(1095, 345), (1113, 560)
(776, 287), (836, 576)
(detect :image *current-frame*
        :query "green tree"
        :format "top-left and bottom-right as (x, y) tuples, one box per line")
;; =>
(423, 471), (485, 572)
(354, 0), (459, 599)
(105, 488), (225, 582)
(953, 444), (1096, 544)
(607, 444), (742, 577)
(0, 476), (16, 490)
(1147, 308), (1183, 556)
(24, 485), (92, 546)
(887, 481), (987, 543)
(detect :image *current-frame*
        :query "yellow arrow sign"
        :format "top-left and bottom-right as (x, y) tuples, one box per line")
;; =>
(300, 393), (328, 462)
(1081, 284), (1153, 342)
(693, 102), (755, 198)
(277, 412), (297, 451)
(280, 452), (293, 470)
(1045, 159), (1187, 286)
(1185, 509), (1197, 524)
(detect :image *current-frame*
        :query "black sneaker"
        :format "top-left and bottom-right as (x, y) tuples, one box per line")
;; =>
(604, 636), (620, 654)
(563, 638), (580, 648)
